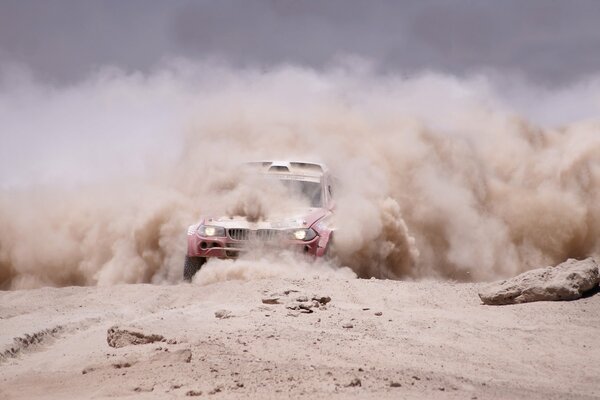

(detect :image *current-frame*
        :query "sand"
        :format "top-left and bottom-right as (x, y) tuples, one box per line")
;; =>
(1, 276), (599, 399)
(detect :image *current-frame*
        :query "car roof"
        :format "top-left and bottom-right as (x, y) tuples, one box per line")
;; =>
(245, 161), (328, 178)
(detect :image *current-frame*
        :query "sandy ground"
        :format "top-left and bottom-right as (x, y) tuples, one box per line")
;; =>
(1, 276), (599, 399)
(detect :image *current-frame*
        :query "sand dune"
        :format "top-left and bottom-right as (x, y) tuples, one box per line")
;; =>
(1, 276), (599, 399)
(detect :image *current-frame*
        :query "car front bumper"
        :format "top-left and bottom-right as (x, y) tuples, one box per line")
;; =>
(187, 230), (322, 259)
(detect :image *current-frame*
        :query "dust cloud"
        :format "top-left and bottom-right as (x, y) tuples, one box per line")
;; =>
(1, 61), (600, 289)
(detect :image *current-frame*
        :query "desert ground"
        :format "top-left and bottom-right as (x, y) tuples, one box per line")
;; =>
(1, 272), (599, 399)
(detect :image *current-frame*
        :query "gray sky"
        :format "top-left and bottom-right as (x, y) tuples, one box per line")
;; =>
(1, 0), (600, 85)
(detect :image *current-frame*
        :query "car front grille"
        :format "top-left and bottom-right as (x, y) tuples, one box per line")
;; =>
(228, 228), (249, 241)
(227, 228), (282, 241)
(256, 229), (280, 241)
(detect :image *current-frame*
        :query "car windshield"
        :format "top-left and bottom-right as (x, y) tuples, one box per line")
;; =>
(275, 178), (323, 208)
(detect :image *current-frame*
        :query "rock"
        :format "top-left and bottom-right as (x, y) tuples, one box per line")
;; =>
(286, 302), (313, 314)
(312, 295), (331, 305)
(479, 258), (600, 305)
(81, 366), (96, 374)
(390, 382), (402, 387)
(346, 378), (361, 387)
(208, 387), (222, 395)
(261, 297), (281, 305)
(342, 322), (354, 329)
(296, 296), (309, 302)
(215, 309), (233, 319)
(374, 312), (383, 316)
(133, 385), (154, 393)
(185, 390), (202, 396)
(107, 326), (165, 348)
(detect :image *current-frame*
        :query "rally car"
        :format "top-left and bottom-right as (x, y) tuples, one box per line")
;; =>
(183, 161), (335, 280)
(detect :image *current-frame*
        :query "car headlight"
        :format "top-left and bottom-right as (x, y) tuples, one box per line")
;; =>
(198, 224), (226, 237)
(290, 228), (317, 241)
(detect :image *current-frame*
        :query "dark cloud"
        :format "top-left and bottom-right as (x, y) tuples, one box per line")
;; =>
(0, 0), (599, 84)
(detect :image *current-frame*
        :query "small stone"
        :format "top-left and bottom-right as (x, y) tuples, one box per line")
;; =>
(296, 296), (309, 302)
(133, 385), (154, 393)
(298, 303), (313, 311)
(390, 382), (402, 387)
(346, 378), (361, 387)
(208, 387), (222, 395)
(313, 295), (331, 305)
(107, 326), (165, 348)
(374, 312), (383, 316)
(186, 390), (202, 396)
(262, 297), (281, 305)
(215, 309), (232, 319)
(342, 322), (354, 329)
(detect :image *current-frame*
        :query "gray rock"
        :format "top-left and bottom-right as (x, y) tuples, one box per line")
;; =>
(479, 258), (600, 305)
(215, 309), (233, 319)
(312, 295), (331, 305)
(346, 378), (361, 387)
(261, 297), (281, 305)
(107, 326), (165, 348)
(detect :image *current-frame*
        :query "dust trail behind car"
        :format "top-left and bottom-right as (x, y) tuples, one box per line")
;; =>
(1, 61), (600, 289)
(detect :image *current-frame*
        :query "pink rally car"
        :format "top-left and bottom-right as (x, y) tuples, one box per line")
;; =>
(184, 161), (336, 280)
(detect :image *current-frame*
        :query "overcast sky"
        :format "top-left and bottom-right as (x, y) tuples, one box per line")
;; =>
(1, 0), (599, 85)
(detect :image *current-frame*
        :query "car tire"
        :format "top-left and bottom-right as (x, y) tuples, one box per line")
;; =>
(183, 256), (206, 281)
(322, 234), (335, 261)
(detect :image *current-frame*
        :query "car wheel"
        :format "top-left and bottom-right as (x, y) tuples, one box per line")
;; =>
(183, 256), (206, 281)
(322, 234), (335, 261)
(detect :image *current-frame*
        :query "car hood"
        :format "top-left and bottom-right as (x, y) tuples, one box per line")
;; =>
(204, 207), (330, 230)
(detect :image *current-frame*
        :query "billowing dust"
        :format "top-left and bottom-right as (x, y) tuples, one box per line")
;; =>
(193, 252), (357, 286)
(1, 62), (600, 289)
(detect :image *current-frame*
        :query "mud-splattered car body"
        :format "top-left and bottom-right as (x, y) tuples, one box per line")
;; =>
(184, 161), (335, 280)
